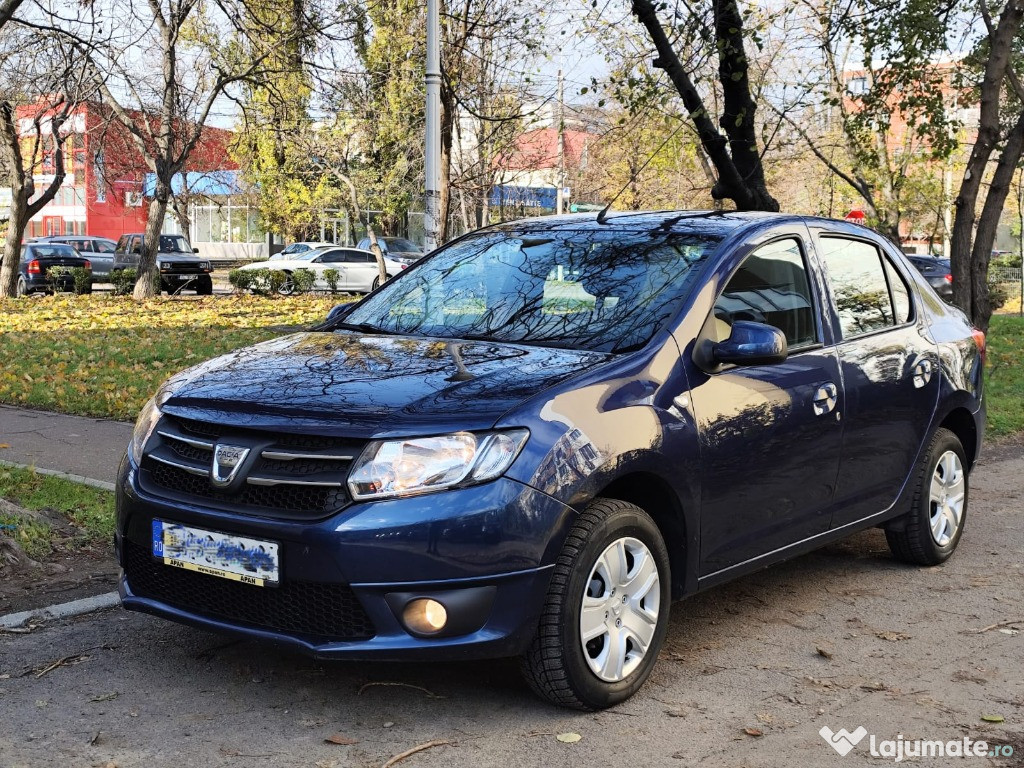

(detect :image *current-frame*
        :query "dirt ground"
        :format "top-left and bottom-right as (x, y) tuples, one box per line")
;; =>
(0, 501), (118, 615)
(0, 446), (1022, 768)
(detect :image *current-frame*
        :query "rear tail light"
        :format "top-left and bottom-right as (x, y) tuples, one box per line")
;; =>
(944, 274), (953, 283)
(26, 259), (40, 274)
(83, 260), (91, 270)
(972, 328), (986, 365)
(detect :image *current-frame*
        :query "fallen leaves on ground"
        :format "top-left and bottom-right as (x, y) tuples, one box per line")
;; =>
(324, 733), (358, 745)
(556, 732), (582, 744)
(0, 295), (346, 420)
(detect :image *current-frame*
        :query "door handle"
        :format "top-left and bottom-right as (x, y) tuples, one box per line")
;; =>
(912, 358), (933, 389)
(813, 382), (838, 416)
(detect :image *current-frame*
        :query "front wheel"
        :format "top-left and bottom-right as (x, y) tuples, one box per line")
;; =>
(885, 427), (968, 566)
(521, 498), (670, 710)
(196, 276), (213, 295)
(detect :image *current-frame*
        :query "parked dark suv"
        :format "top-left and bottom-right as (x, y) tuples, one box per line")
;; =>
(117, 212), (984, 709)
(114, 233), (213, 294)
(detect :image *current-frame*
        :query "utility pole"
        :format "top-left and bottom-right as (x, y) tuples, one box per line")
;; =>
(424, 0), (441, 251)
(556, 69), (565, 216)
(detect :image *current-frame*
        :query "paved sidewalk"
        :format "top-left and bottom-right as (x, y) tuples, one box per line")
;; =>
(0, 404), (132, 484)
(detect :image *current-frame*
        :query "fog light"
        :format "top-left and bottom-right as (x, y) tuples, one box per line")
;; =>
(403, 598), (448, 634)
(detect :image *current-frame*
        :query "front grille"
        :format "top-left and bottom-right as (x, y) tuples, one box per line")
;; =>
(123, 540), (376, 641)
(148, 461), (346, 514)
(140, 416), (364, 520)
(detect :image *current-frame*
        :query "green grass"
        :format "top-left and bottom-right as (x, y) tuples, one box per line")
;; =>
(0, 465), (114, 559)
(985, 315), (1024, 438)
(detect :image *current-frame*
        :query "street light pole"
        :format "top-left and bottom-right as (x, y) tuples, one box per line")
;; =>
(424, 0), (441, 252)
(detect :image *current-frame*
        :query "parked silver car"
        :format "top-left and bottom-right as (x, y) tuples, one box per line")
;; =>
(31, 235), (118, 279)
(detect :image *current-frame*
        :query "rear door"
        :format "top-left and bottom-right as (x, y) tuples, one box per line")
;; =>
(688, 228), (845, 576)
(810, 230), (940, 527)
(86, 239), (115, 277)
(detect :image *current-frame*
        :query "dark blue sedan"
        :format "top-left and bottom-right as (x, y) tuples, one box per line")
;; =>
(116, 212), (984, 709)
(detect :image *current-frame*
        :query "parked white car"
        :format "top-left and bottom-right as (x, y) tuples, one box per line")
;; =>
(271, 241), (333, 260)
(238, 247), (407, 293)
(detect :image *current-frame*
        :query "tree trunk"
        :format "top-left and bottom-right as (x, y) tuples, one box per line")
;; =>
(630, 0), (778, 211)
(0, 190), (30, 297)
(965, 107), (1024, 331)
(365, 225), (387, 285)
(950, 0), (1024, 318)
(438, 83), (454, 243)
(135, 182), (171, 300)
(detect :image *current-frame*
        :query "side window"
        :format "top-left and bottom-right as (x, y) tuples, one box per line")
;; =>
(713, 237), (818, 349)
(819, 237), (909, 338)
(115, 236), (127, 252)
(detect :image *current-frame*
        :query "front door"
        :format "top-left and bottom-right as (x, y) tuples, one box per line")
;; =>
(688, 233), (844, 576)
(811, 231), (940, 527)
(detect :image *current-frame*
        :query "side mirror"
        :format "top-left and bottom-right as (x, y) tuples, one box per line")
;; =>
(712, 321), (788, 366)
(193, 247), (199, 253)
(310, 302), (354, 331)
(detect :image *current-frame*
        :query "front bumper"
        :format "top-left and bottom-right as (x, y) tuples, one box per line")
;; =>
(115, 455), (574, 660)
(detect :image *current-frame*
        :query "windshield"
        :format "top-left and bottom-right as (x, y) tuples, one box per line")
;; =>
(384, 238), (421, 253)
(28, 245), (77, 258)
(343, 229), (721, 353)
(159, 235), (191, 253)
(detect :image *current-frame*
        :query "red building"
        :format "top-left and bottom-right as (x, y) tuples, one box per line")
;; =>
(14, 100), (236, 241)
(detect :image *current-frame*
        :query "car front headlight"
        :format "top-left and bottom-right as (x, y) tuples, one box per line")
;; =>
(157, 261), (166, 270)
(348, 430), (528, 500)
(129, 388), (172, 463)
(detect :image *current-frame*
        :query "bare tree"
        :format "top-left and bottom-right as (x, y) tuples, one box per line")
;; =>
(0, 30), (94, 297)
(76, 0), (296, 299)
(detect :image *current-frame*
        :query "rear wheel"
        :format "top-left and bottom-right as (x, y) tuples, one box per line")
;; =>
(16, 276), (29, 297)
(521, 498), (670, 710)
(885, 427), (968, 566)
(371, 275), (381, 291)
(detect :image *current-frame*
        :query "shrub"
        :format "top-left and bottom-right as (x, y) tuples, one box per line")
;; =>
(46, 266), (71, 293)
(266, 269), (288, 295)
(323, 268), (340, 294)
(228, 268), (254, 293)
(291, 268), (316, 294)
(989, 278), (1011, 312)
(110, 268), (137, 296)
(69, 267), (92, 295)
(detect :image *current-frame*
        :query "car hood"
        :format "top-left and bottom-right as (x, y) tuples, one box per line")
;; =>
(161, 332), (611, 437)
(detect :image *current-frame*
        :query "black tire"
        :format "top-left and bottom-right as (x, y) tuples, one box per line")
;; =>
(520, 498), (671, 710)
(885, 427), (968, 566)
(196, 276), (213, 295)
(16, 275), (29, 297)
(371, 275), (381, 291)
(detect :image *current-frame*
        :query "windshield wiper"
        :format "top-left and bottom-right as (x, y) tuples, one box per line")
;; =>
(333, 322), (396, 335)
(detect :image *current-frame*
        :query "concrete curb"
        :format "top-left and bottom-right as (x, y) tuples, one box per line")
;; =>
(0, 591), (120, 629)
(0, 460), (116, 492)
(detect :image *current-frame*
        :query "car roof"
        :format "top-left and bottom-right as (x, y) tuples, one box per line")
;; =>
(483, 210), (885, 240)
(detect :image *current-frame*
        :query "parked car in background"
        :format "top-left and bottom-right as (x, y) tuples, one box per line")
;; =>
(118, 211), (983, 709)
(32, 235), (118, 279)
(237, 247), (406, 293)
(355, 236), (424, 264)
(907, 256), (953, 300)
(273, 242), (333, 260)
(8, 242), (91, 296)
(114, 234), (213, 295)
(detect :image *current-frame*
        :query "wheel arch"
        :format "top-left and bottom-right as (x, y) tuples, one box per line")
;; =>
(938, 406), (979, 470)
(596, 472), (690, 599)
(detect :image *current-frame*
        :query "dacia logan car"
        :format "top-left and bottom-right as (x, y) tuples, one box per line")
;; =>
(116, 212), (984, 709)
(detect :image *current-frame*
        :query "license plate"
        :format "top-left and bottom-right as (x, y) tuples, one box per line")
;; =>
(152, 519), (279, 587)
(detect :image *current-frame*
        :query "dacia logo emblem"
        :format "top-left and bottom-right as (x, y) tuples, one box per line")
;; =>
(211, 444), (250, 488)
